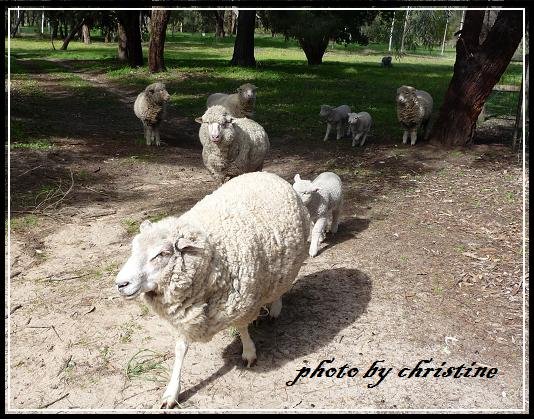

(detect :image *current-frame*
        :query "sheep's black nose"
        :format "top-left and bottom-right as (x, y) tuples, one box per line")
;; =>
(117, 281), (130, 290)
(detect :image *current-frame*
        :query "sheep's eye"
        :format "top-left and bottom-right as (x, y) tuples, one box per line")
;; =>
(152, 250), (172, 261)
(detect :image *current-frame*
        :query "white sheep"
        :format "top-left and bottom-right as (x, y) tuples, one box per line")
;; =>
(348, 112), (373, 147)
(115, 171), (311, 409)
(133, 82), (171, 146)
(292, 172), (343, 258)
(206, 83), (257, 118)
(396, 85), (433, 146)
(195, 105), (270, 185)
(319, 104), (351, 142)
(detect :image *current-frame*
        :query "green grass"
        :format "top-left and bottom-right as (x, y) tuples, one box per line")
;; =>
(7, 33), (524, 142)
(8, 214), (39, 232)
(126, 349), (169, 383)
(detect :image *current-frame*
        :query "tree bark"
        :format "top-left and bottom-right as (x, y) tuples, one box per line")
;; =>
(230, 10), (256, 67)
(10, 10), (24, 37)
(214, 10), (225, 37)
(60, 18), (85, 50)
(298, 36), (329, 65)
(82, 22), (91, 44)
(429, 10), (523, 147)
(117, 21), (128, 61)
(148, 10), (170, 73)
(117, 11), (144, 67)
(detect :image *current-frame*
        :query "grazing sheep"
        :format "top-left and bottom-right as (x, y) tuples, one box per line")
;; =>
(381, 56), (393, 67)
(348, 112), (373, 147)
(396, 85), (433, 146)
(195, 105), (269, 186)
(206, 83), (257, 118)
(320, 105), (351, 142)
(292, 172), (343, 258)
(115, 171), (311, 409)
(133, 82), (171, 146)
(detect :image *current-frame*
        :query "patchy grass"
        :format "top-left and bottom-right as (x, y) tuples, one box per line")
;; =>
(8, 214), (39, 233)
(126, 349), (169, 383)
(119, 320), (142, 344)
(121, 218), (140, 236)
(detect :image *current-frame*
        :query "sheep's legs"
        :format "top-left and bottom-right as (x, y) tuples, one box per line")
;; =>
(402, 130), (409, 144)
(359, 133), (368, 147)
(161, 339), (189, 409)
(336, 122), (343, 140)
(269, 298), (283, 319)
(238, 325), (257, 367)
(154, 129), (161, 147)
(143, 125), (151, 146)
(323, 123), (332, 142)
(309, 217), (327, 257)
(331, 203), (342, 234)
(352, 133), (362, 147)
(410, 129), (417, 146)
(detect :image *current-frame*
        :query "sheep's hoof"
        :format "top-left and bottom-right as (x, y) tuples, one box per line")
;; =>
(242, 356), (257, 368)
(160, 398), (178, 409)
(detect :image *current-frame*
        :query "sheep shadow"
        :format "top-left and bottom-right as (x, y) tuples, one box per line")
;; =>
(178, 267), (371, 403)
(317, 216), (371, 256)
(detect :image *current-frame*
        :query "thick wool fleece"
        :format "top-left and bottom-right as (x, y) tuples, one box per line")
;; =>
(396, 87), (433, 130)
(142, 171), (310, 343)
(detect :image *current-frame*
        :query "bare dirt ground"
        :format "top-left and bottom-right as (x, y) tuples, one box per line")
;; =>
(6, 60), (529, 412)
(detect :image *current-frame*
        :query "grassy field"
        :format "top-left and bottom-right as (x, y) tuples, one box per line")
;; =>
(7, 31), (523, 143)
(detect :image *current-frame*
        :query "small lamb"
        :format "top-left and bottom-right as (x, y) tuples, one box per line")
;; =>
(115, 171), (310, 409)
(195, 105), (269, 185)
(348, 111), (373, 147)
(293, 172), (343, 258)
(381, 56), (393, 67)
(396, 85), (433, 146)
(206, 83), (257, 118)
(133, 82), (171, 146)
(319, 105), (351, 142)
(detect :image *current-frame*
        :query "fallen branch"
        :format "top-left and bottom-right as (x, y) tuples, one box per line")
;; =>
(38, 393), (69, 409)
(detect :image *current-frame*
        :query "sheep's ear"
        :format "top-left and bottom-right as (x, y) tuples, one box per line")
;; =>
(294, 174), (301, 182)
(140, 220), (152, 233)
(175, 237), (204, 253)
(194, 117), (203, 124)
(225, 115), (235, 124)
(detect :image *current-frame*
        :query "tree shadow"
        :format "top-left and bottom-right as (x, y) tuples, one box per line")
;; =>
(178, 267), (371, 403)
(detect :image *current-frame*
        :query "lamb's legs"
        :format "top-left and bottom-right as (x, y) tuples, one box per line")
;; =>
(402, 130), (409, 144)
(352, 133), (362, 147)
(309, 217), (327, 257)
(331, 203), (342, 234)
(161, 339), (189, 409)
(336, 122), (343, 140)
(269, 298), (283, 319)
(238, 325), (257, 367)
(410, 129), (418, 146)
(143, 125), (151, 146)
(323, 123), (332, 142)
(154, 128), (161, 147)
(359, 132), (368, 147)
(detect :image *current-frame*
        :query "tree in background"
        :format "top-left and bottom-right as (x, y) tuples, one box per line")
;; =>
(116, 11), (143, 67)
(148, 10), (171, 73)
(429, 10), (523, 147)
(267, 11), (377, 65)
(230, 10), (256, 67)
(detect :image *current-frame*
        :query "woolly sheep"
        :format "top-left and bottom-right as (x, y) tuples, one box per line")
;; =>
(206, 83), (257, 119)
(396, 85), (433, 146)
(348, 111), (373, 147)
(115, 171), (311, 409)
(133, 82), (171, 146)
(320, 105), (351, 142)
(195, 105), (270, 185)
(381, 56), (393, 67)
(292, 172), (343, 258)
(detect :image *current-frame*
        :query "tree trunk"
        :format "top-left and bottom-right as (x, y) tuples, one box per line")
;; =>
(299, 36), (329, 65)
(10, 10), (24, 37)
(117, 11), (144, 67)
(429, 10), (523, 147)
(60, 18), (85, 50)
(230, 10), (256, 67)
(400, 8), (410, 53)
(82, 22), (91, 44)
(214, 10), (225, 38)
(388, 11), (396, 52)
(148, 10), (170, 73)
(117, 21), (128, 61)
(440, 11), (449, 55)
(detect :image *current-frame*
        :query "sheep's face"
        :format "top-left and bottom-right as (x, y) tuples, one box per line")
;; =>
(293, 174), (319, 206)
(237, 83), (257, 103)
(195, 107), (235, 144)
(146, 82), (171, 104)
(396, 86), (416, 105)
(319, 105), (333, 119)
(115, 218), (206, 300)
(348, 113), (360, 125)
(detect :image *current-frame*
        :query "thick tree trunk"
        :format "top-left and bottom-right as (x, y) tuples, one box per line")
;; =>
(299, 36), (329, 65)
(117, 22), (128, 61)
(60, 18), (85, 50)
(10, 10), (24, 37)
(117, 11), (144, 67)
(230, 10), (256, 67)
(214, 10), (225, 38)
(148, 10), (170, 73)
(82, 22), (91, 44)
(429, 11), (523, 147)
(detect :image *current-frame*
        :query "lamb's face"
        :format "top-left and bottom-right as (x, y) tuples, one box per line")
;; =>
(293, 174), (318, 206)
(348, 113), (360, 124)
(396, 86), (416, 105)
(319, 105), (333, 119)
(115, 218), (208, 300)
(237, 83), (257, 103)
(195, 107), (235, 144)
(147, 82), (171, 104)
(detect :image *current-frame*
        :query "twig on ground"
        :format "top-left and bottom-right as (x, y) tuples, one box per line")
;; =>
(38, 393), (69, 409)
(16, 164), (43, 178)
(10, 304), (23, 315)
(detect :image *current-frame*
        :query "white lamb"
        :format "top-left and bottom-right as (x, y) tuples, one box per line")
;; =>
(319, 105), (351, 142)
(206, 83), (257, 119)
(348, 111), (373, 147)
(195, 105), (269, 185)
(115, 171), (310, 409)
(292, 172), (343, 258)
